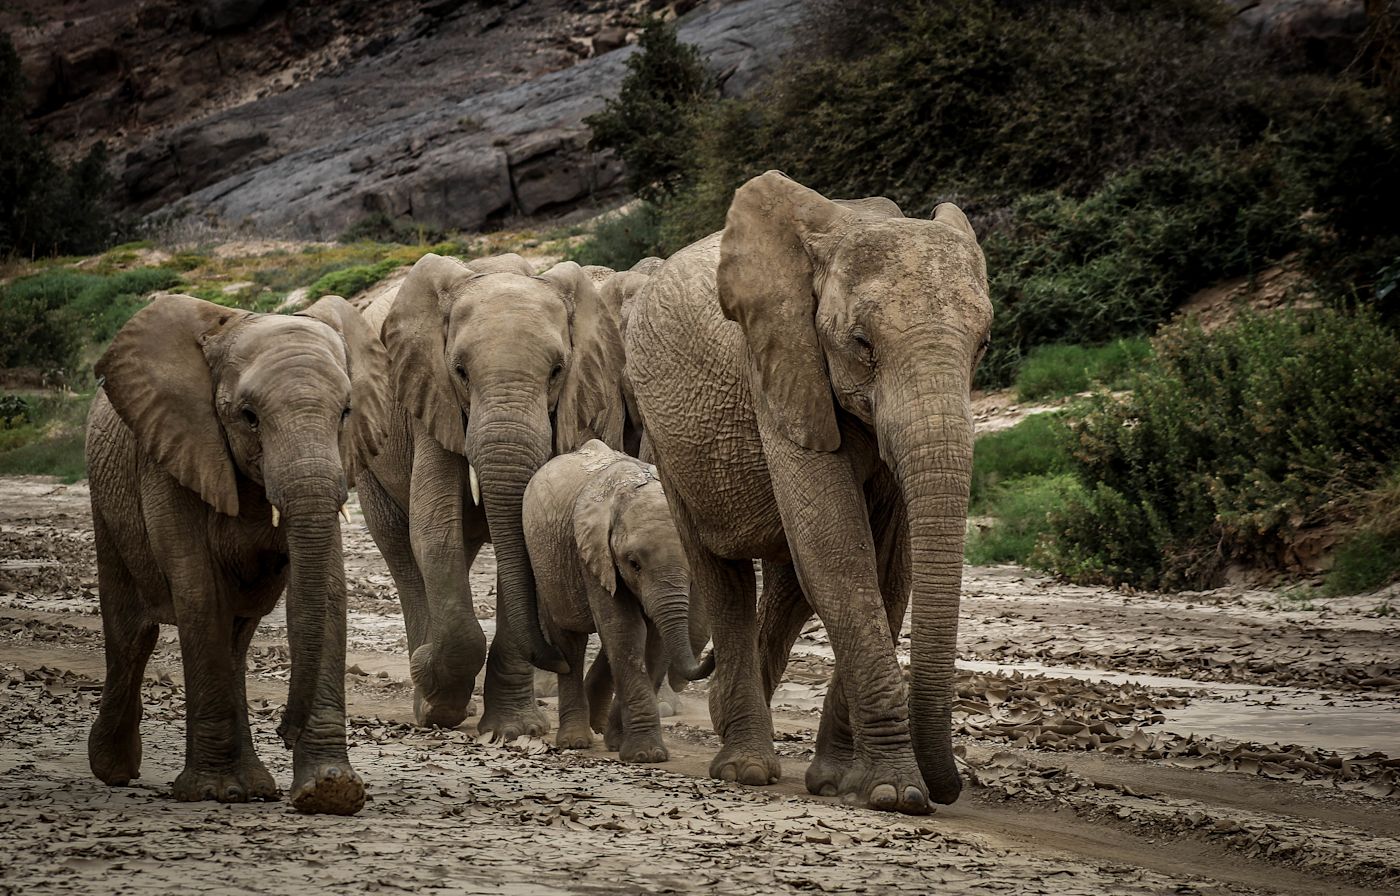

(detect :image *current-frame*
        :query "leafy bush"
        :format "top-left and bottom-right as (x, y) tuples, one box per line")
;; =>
(585, 19), (714, 204)
(967, 473), (1081, 565)
(0, 267), (182, 373)
(566, 203), (664, 270)
(980, 146), (1304, 385)
(1043, 310), (1400, 589)
(1323, 467), (1400, 595)
(307, 259), (401, 300)
(0, 35), (119, 257)
(1015, 338), (1150, 403)
(0, 394), (30, 427)
(970, 412), (1071, 511)
(0, 391), (91, 482)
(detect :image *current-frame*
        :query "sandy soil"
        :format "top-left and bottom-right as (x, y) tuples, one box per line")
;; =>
(1, 475), (1397, 896)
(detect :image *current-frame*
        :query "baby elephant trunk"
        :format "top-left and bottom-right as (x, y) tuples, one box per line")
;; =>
(647, 578), (713, 682)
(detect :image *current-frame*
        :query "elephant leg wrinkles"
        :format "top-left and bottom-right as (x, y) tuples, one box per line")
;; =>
(553, 629), (593, 749)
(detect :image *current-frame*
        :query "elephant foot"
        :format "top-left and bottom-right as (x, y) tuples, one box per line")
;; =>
(709, 742), (780, 786)
(619, 733), (668, 764)
(478, 703), (551, 741)
(804, 751), (851, 798)
(291, 762), (366, 816)
(838, 756), (931, 815)
(172, 762), (280, 804)
(88, 730), (141, 787)
(656, 684), (682, 719)
(412, 688), (475, 730)
(556, 724), (595, 750)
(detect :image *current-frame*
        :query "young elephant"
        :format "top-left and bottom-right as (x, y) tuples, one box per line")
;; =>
(522, 441), (712, 761)
(85, 293), (387, 815)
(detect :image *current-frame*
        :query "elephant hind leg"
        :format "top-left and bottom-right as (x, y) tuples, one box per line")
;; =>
(553, 630), (593, 750)
(585, 648), (613, 735)
(89, 514), (158, 787)
(756, 560), (810, 705)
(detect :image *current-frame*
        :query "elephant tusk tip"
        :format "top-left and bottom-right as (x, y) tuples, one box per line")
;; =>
(468, 464), (481, 506)
(340, 504), (351, 523)
(271, 505), (280, 528)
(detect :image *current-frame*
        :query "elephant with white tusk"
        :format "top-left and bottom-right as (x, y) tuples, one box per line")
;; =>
(85, 293), (388, 815)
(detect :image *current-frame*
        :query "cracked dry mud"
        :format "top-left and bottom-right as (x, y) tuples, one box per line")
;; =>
(2, 475), (1398, 896)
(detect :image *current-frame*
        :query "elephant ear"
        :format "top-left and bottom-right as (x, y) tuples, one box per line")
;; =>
(932, 202), (977, 240)
(538, 261), (627, 455)
(573, 474), (617, 596)
(381, 253), (475, 455)
(297, 295), (391, 486)
(95, 293), (249, 516)
(718, 171), (853, 452)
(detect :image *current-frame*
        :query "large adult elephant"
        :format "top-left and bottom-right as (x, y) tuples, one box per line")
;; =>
(626, 171), (992, 813)
(355, 253), (627, 737)
(86, 293), (387, 814)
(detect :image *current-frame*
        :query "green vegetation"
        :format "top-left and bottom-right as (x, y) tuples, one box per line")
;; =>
(969, 412), (1070, 511)
(1042, 311), (1400, 589)
(1014, 339), (1150, 403)
(308, 259), (402, 300)
(1324, 469), (1400, 595)
(1, 35), (120, 258)
(0, 391), (91, 482)
(565, 204), (663, 270)
(966, 474), (1081, 566)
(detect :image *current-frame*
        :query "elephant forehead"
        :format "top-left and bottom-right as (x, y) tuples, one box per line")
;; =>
(451, 275), (567, 324)
(229, 316), (347, 369)
(824, 223), (989, 322)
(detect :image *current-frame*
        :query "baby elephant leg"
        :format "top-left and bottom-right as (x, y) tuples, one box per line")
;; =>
(595, 597), (666, 763)
(553, 630), (593, 749)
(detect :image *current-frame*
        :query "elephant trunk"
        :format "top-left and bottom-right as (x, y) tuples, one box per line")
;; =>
(467, 409), (570, 674)
(645, 573), (713, 682)
(270, 455), (350, 758)
(880, 369), (973, 806)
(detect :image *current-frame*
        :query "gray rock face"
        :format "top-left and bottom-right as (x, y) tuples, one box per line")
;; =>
(158, 0), (805, 237)
(1228, 0), (1370, 71)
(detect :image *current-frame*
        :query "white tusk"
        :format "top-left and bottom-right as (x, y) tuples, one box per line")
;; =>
(469, 464), (481, 507)
(340, 504), (351, 523)
(271, 505), (280, 528)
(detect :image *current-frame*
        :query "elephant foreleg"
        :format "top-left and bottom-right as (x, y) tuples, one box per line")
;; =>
(756, 560), (810, 705)
(228, 615), (278, 800)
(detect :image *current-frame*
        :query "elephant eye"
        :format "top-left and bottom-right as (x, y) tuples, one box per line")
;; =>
(341, 405), (352, 422)
(241, 408), (259, 431)
(550, 361), (565, 382)
(454, 363), (468, 382)
(628, 557), (641, 572)
(852, 331), (875, 360)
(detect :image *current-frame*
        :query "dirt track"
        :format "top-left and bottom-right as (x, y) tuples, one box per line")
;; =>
(1, 475), (1398, 896)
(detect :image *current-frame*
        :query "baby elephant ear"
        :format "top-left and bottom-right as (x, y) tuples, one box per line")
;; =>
(297, 295), (391, 486)
(573, 482), (616, 596)
(96, 294), (249, 516)
(718, 170), (849, 453)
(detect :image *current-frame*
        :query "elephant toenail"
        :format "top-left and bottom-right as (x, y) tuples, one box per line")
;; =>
(326, 767), (341, 780)
(870, 783), (898, 808)
(903, 786), (927, 808)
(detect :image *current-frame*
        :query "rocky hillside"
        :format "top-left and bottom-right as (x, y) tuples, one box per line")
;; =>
(4, 0), (802, 238)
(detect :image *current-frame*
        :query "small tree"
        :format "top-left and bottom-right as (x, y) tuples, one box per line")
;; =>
(585, 20), (714, 204)
(0, 34), (116, 258)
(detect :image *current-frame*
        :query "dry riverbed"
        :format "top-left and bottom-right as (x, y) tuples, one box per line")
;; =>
(1, 475), (1397, 896)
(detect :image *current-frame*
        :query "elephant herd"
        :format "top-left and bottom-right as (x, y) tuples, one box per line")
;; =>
(83, 171), (992, 817)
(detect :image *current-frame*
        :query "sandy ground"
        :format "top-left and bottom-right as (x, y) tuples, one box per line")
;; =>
(1, 475), (1398, 896)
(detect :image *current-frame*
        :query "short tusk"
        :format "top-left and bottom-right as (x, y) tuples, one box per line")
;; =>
(469, 464), (481, 506)
(340, 504), (351, 523)
(271, 505), (280, 528)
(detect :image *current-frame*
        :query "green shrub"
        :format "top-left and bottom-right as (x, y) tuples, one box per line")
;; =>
(0, 394), (30, 427)
(0, 391), (91, 482)
(585, 19), (714, 204)
(967, 473), (1082, 566)
(970, 412), (1071, 512)
(1323, 467), (1400, 595)
(1045, 310), (1400, 589)
(980, 145), (1304, 385)
(1014, 338), (1151, 403)
(567, 203), (664, 270)
(307, 259), (401, 300)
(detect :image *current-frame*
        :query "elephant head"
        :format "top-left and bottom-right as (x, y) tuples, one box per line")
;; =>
(718, 171), (992, 805)
(573, 451), (713, 683)
(382, 254), (627, 673)
(95, 292), (388, 810)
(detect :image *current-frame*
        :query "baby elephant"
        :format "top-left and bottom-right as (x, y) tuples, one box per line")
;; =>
(523, 441), (712, 762)
(86, 293), (386, 814)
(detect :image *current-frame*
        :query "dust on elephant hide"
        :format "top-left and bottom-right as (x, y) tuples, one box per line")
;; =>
(626, 171), (991, 813)
(86, 292), (388, 815)
(356, 252), (630, 740)
(523, 440), (712, 762)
